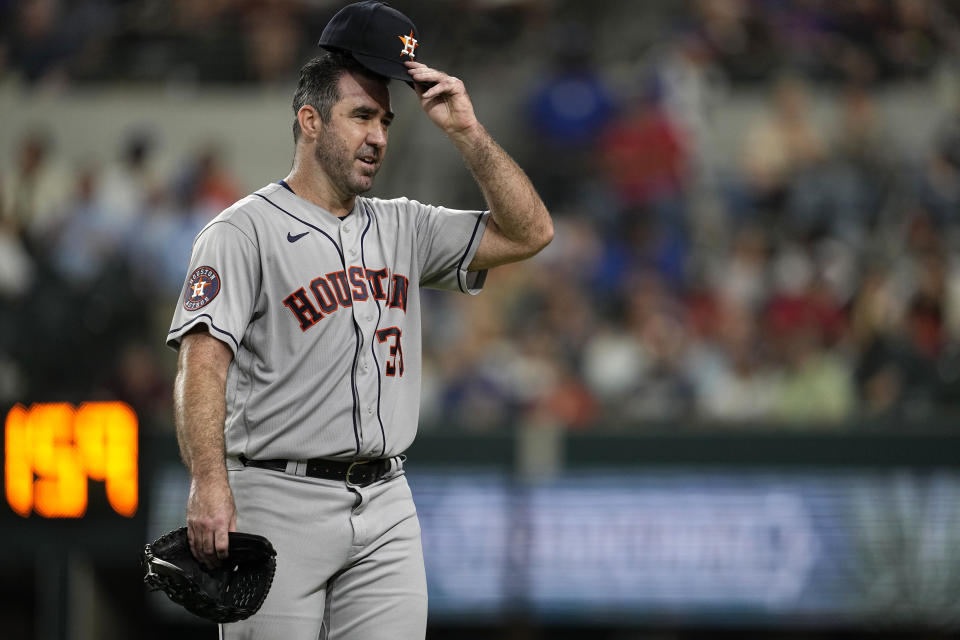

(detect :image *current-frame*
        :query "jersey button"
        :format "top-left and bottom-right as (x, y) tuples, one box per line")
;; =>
(349, 248), (357, 258)
(343, 224), (352, 233)
(367, 406), (374, 415)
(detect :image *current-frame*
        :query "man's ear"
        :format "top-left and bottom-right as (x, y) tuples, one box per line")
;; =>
(297, 105), (322, 141)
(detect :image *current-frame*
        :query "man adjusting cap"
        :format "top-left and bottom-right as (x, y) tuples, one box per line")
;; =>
(168, 1), (552, 636)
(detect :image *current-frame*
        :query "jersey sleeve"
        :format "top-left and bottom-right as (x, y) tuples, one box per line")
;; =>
(166, 221), (260, 355)
(413, 201), (490, 294)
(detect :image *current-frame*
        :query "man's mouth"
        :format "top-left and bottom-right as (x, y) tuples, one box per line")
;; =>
(357, 155), (378, 167)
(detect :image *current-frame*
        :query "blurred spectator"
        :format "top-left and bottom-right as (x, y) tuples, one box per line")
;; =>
(242, 6), (303, 84)
(168, 0), (248, 83)
(133, 183), (222, 297)
(172, 143), (242, 214)
(741, 76), (826, 222)
(5, 0), (70, 85)
(98, 128), (162, 232)
(765, 244), (847, 348)
(743, 77), (826, 210)
(851, 264), (943, 420)
(434, 344), (515, 432)
(582, 322), (646, 416)
(47, 164), (120, 287)
(524, 31), (616, 206)
(654, 34), (727, 188)
(768, 321), (856, 426)
(915, 103), (960, 225)
(597, 78), (690, 212)
(884, 0), (949, 80)
(594, 272), (697, 422)
(127, 142), (243, 296)
(0, 129), (71, 244)
(623, 304), (696, 422)
(0, 227), (34, 299)
(527, 45), (615, 149)
(824, 84), (899, 239)
(526, 358), (599, 429)
(707, 225), (770, 311)
(692, 0), (779, 84)
(692, 300), (779, 422)
(820, 0), (892, 83)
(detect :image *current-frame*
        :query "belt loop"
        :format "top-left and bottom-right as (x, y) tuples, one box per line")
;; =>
(285, 460), (308, 476)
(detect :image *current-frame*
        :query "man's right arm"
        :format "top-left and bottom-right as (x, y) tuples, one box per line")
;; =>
(174, 327), (236, 568)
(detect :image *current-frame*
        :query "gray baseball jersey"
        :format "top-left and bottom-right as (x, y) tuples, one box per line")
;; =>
(167, 181), (488, 461)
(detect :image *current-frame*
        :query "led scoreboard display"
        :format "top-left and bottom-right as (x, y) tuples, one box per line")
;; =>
(4, 402), (138, 518)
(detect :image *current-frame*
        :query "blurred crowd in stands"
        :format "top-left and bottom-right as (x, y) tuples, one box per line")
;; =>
(2, 0), (959, 87)
(2, 0), (960, 431)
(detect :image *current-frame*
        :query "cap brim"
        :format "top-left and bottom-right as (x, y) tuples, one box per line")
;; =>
(351, 51), (416, 88)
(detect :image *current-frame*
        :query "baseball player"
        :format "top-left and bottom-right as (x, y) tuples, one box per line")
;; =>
(166, 2), (552, 638)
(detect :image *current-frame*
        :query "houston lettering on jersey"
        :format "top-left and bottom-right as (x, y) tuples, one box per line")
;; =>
(283, 267), (409, 331)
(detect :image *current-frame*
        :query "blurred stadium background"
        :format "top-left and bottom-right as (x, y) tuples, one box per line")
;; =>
(3, 0), (960, 638)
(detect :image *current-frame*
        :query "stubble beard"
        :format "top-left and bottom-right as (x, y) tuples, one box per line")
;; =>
(314, 129), (379, 196)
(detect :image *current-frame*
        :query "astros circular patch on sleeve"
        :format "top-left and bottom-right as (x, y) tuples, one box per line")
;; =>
(183, 266), (221, 311)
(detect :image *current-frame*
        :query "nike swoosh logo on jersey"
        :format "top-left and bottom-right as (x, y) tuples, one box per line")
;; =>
(287, 231), (309, 243)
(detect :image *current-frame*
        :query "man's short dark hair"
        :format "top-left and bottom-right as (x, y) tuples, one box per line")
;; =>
(291, 50), (388, 143)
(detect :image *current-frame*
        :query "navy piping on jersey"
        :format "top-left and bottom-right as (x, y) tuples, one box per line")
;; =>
(350, 321), (365, 451)
(255, 191), (361, 453)
(456, 212), (486, 293)
(168, 314), (240, 350)
(360, 201), (388, 457)
(345, 212), (370, 454)
(277, 179), (295, 194)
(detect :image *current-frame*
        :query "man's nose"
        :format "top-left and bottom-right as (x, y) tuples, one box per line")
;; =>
(367, 123), (387, 147)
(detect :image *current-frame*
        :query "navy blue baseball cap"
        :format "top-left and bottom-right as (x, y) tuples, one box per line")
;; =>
(318, 1), (421, 85)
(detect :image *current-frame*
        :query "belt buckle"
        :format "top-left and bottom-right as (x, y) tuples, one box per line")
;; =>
(346, 460), (371, 487)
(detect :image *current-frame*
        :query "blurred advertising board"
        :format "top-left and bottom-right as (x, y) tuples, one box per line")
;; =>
(146, 463), (960, 629)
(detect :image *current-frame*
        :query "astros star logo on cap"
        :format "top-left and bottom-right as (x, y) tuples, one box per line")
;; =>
(398, 30), (418, 59)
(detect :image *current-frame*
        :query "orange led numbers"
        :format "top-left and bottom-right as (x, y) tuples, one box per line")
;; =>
(4, 402), (138, 518)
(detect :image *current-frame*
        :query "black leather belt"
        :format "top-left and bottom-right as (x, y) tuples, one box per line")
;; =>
(238, 455), (396, 486)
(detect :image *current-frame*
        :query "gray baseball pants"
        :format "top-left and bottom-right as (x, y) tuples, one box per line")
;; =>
(219, 463), (427, 639)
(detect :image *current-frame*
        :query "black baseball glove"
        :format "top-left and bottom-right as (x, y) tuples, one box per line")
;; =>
(142, 527), (277, 623)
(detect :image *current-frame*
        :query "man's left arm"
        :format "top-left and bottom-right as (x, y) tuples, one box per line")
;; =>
(407, 61), (553, 271)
